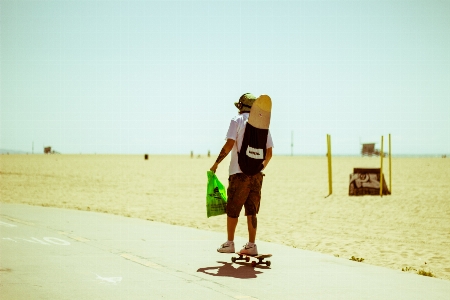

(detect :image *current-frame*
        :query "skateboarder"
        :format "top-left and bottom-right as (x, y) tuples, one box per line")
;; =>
(210, 93), (273, 255)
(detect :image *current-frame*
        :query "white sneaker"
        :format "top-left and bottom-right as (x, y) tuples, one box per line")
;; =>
(239, 243), (258, 256)
(217, 241), (235, 253)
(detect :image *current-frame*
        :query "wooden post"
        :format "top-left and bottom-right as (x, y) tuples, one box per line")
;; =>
(327, 134), (332, 197)
(389, 134), (392, 194)
(380, 136), (384, 197)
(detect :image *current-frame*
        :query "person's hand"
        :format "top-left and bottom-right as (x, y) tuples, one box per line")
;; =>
(210, 163), (218, 173)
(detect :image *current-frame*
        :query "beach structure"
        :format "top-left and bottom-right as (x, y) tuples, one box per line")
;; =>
(361, 143), (382, 156)
(43, 146), (60, 154)
(326, 134), (332, 197)
(350, 134), (392, 196)
(349, 168), (390, 196)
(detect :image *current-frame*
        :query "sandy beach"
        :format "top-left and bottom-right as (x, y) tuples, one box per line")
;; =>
(1, 154), (449, 280)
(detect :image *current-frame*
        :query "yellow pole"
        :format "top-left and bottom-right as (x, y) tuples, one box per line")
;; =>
(380, 136), (384, 197)
(389, 134), (392, 195)
(327, 134), (332, 196)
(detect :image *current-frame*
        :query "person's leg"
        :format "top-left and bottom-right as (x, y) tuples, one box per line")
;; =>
(239, 214), (257, 255)
(217, 174), (249, 253)
(244, 172), (263, 243)
(227, 216), (239, 241)
(246, 215), (257, 243)
(226, 173), (251, 239)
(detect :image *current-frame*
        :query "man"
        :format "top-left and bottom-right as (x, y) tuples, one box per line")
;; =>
(210, 93), (273, 255)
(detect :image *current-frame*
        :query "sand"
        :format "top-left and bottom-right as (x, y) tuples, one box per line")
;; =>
(1, 154), (449, 280)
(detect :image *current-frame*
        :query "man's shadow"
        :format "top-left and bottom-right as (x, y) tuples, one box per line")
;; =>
(197, 261), (268, 279)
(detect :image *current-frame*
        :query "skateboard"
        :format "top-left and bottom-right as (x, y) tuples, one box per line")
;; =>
(231, 253), (272, 267)
(248, 95), (271, 130)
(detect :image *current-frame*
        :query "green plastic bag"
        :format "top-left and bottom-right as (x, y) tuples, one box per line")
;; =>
(206, 171), (227, 218)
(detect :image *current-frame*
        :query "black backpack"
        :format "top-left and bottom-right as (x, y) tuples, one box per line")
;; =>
(238, 122), (268, 176)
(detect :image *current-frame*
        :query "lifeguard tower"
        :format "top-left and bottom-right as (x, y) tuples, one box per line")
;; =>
(361, 143), (381, 156)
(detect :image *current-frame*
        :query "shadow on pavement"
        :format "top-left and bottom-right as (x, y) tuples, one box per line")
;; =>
(197, 261), (269, 279)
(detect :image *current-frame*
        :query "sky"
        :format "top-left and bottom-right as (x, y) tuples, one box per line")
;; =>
(1, 0), (449, 155)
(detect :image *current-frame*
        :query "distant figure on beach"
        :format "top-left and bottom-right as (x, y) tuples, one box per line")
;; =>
(210, 93), (273, 255)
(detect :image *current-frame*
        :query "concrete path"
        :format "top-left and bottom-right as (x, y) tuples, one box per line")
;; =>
(1, 203), (449, 299)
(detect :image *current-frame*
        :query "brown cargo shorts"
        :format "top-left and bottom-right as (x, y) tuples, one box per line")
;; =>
(226, 172), (264, 218)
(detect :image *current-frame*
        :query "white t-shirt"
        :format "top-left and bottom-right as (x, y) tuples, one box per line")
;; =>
(226, 113), (274, 176)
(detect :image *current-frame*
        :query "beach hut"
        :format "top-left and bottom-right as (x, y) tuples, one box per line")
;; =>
(361, 143), (382, 156)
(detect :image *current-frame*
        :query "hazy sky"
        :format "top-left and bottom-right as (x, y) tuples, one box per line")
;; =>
(1, 0), (449, 155)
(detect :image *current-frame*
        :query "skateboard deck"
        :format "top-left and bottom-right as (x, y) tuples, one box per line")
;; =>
(231, 253), (272, 267)
(248, 95), (272, 130)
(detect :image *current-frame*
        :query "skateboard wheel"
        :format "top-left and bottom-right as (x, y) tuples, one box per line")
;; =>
(231, 257), (236, 263)
(266, 260), (271, 267)
(245, 257), (250, 262)
(251, 261), (257, 267)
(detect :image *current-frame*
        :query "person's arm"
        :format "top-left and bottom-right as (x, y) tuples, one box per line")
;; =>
(262, 147), (272, 170)
(210, 139), (235, 173)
